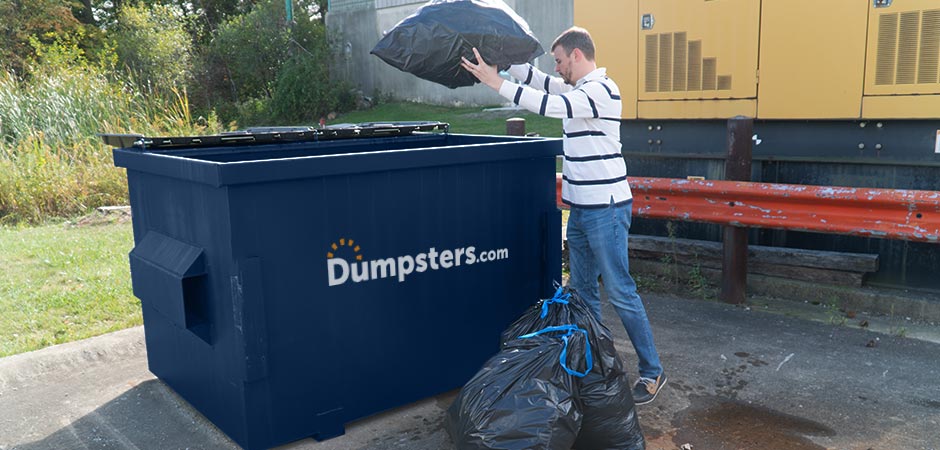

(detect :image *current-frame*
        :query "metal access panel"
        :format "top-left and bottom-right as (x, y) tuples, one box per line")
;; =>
(575, 0), (639, 119)
(637, 0), (760, 107)
(757, 0), (869, 119)
(865, 0), (940, 96)
(863, 0), (940, 118)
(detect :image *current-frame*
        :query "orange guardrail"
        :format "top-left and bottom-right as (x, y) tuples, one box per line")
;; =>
(555, 174), (940, 243)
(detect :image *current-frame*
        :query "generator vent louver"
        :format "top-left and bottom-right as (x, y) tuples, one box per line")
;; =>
(645, 32), (732, 93)
(875, 9), (940, 85)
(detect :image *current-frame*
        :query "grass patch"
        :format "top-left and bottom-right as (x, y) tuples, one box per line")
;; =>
(0, 218), (139, 357)
(329, 101), (563, 138)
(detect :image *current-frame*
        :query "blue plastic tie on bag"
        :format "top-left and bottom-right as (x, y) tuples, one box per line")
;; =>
(518, 324), (593, 377)
(539, 286), (572, 319)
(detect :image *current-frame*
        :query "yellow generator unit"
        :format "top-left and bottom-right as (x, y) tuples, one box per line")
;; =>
(574, 0), (940, 293)
(575, 0), (940, 160)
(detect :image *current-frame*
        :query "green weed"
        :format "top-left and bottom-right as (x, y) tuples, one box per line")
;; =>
(0, 69), (221, 224)
(825, 298), (847, 326)
(887, 303), (909, 338)
(687, 263), (715, 301)
(664, 221), (680, 285)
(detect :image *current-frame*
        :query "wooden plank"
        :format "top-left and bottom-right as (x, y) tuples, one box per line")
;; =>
(629, 235), (879, 273)
(629, 259), (940, 322)
(631, 250), (864, 286)
(747, 261), (863, 286)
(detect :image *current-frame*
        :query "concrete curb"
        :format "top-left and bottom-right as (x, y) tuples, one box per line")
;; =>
(0, 327), (145, 391)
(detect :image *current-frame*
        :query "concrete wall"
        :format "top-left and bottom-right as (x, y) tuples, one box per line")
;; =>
(326, 0), (573, 106)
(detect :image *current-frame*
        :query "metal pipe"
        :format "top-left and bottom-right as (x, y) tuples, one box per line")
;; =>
(506, 118), (526, 136)
(721, 117), (753, 304)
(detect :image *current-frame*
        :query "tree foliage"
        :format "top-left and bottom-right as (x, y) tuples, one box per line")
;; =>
(271, 14), (355, 123)
(198, 0), (351, 124)
(208, 0), (289, 100)
(0, 0), (353, 127)
(1, 0), (87, 74)
(111, 3), (193, 92)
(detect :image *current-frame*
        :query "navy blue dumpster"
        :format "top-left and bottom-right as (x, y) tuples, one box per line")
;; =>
(106, 123), (562, 450)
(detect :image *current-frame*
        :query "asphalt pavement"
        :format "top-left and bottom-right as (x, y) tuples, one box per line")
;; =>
(2, 292), (939, 450)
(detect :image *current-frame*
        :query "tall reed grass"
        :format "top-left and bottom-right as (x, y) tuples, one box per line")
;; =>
(0, 68), (221, 224)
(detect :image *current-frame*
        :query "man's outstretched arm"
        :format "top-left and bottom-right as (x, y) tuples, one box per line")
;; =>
(461, 48), (615, 120)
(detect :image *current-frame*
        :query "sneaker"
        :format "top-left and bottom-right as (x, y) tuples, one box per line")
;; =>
(632, 373), (667, 405)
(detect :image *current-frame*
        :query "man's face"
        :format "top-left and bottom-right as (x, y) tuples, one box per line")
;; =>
(553, 46), (575, 85)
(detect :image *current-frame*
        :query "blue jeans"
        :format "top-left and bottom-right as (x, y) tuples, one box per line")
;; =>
(567, 199), (663, 379)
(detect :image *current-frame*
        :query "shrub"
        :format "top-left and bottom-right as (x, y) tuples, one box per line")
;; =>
(271, 54), (355, 124)
(200, 0), (353, 125)
(111, 3), (193, 93)
(208, 0), (290, 101)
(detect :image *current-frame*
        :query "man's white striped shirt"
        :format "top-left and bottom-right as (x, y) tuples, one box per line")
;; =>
(499, 64), (630, 208)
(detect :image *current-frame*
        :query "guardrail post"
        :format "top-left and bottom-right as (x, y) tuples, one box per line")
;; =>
(506, 117), (526, 136)
(721, 116), (753, 304)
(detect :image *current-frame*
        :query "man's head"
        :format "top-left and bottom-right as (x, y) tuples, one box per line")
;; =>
(550, 26), (597, 85)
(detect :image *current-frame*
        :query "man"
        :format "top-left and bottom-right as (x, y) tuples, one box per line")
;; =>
(460, 26), (666, 404)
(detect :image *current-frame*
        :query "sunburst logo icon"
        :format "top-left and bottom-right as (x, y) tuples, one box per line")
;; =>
(327, 238), (362, 261)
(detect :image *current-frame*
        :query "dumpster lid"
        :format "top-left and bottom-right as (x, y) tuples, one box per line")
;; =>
(99, 121), (449, 150)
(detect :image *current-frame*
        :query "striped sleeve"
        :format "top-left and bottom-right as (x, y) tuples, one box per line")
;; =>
(498, 79), (618, 120)
(507, 64), (570, 95)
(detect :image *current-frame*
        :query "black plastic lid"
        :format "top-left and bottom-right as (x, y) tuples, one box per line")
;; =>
(99, 121), (449, 150)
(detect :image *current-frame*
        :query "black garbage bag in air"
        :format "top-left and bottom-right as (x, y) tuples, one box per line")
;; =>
(502, 287), (646, 450)
(370, 0), (544, 89)
(446, 325), (592, 450)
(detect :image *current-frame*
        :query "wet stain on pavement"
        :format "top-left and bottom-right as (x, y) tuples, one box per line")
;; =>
(643, 425), (665, 440)
(672, 398), (835, 450)
(715, 366), (749, 398)
(713, 352), (770, 398)
(669, 379), (710, 395)
(735, 351), (769, 367)
(911, 397), (940, 410)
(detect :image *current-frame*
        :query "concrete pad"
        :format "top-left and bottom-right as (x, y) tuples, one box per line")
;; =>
(2, 293), (939, 450)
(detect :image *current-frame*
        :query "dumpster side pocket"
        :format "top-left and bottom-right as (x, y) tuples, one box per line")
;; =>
(541, 209), (563, 297)
(129, 231), (211, 343)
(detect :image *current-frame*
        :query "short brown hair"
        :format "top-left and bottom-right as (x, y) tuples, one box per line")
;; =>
(551, 26), (596, 61)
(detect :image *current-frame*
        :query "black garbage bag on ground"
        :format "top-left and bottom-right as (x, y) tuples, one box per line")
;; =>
(446, 325), (592, 450)
(574, 369), (645, 450)
(502, 287), (646, 450)
(370, 0), (544, 88)
(502, 287), (620, 375)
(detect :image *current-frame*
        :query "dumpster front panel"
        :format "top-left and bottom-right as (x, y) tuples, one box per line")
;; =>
(226, 157), (559, 445)
(116, 133), (562, 449)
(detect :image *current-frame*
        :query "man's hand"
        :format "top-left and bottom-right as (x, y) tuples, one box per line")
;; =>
(460, 48), (503, 91)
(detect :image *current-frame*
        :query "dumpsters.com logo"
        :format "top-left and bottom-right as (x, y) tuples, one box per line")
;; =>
(327, 238), (509, 286)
